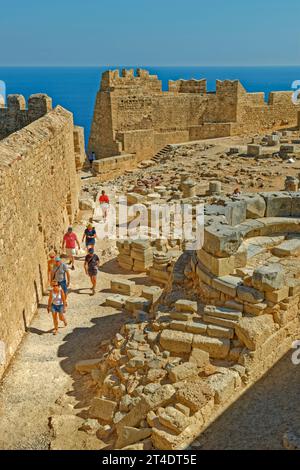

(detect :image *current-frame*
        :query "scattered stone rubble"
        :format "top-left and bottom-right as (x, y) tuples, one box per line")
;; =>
(69, 189), (300, 450)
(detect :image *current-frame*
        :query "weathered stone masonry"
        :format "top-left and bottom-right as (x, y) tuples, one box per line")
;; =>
(0, 94), (85, 378)
(89, 68), (300, 169)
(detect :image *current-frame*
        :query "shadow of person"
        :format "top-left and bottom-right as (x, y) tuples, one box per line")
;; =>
(27, 327), (54, 336)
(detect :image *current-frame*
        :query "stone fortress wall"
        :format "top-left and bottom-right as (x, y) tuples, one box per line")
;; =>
(0, 94), (85, 378)
(88, 68), (300, 172)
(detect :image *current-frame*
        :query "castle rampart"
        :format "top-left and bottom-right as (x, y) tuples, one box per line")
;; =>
(0, 100), (85, 378)
(89, 69), (300, 166)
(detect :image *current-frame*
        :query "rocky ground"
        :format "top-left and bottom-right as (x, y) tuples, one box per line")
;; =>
(1, 132), (300, 450)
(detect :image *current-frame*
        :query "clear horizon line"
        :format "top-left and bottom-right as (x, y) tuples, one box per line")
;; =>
(1, 64), (300, 68)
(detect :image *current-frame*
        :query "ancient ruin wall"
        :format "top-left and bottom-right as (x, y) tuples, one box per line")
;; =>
(0, 103), (84, 378)
(89, 69), (300, 165)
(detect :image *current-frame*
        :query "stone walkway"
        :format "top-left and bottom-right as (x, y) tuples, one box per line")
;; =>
(0, 224), (146, 449)
(0, 222), (300, 449)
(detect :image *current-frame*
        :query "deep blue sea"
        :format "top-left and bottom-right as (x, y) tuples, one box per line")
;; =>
(1, 66), (300, 145)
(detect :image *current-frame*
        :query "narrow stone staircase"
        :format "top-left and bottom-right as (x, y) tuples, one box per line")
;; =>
(151, 144), (174, 163)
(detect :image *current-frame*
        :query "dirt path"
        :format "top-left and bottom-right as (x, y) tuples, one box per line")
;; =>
(0, 223), (146, 450)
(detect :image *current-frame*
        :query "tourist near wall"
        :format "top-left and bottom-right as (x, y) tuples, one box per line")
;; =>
(88, 68), (300, 172)
(0, 95), (85, 378)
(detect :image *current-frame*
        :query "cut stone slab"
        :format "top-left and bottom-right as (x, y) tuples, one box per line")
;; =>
(206, 370), (236, 404)
(170, 320), (187, 332)
(175, 299), (198, 313)
(170, 311), (194, 321)
(207, 324), (234, 339)
(204, 305), (242, 322)
(237, 285), (265, 304)
(212, 275), (243, 297)
(176, 381), (214, 413)
(252, 263), (285, 292)
(158, 406), (190, 434)
(89, 398), (117, 422)
(106, 294), (128, 309)
(125, 297), (151, 313)
(186, 322), (207, 335)
(160, 329), (193, 354)
(235, 314), (277, 351)
(189, 348), (210, 367)
(272, 239), (300, 257)
(203, 314), (237, 329)
(142, 286), (163, 303)
(192, 334), (230, 359)
(111, 279), (135, 296)
(265, 286), (289, 303)
(116, 426), (152, 449)
(169, 362), (199, 383)
(197, 249), (235, 276)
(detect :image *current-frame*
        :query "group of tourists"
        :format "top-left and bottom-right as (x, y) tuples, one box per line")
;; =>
(46, 190), (110, 335)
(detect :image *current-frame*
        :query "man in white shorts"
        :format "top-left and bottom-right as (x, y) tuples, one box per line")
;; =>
(62, 227), (81, 270)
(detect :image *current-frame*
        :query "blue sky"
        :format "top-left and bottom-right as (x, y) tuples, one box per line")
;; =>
(1, 0), (299, 66)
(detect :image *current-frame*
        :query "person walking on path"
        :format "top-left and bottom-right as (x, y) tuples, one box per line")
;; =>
(47, 281), (67, 335)
(88, 151), (96, 170)
(84, 248), (100, 295)
(51, 257), (70, 300)
(62, 227), (80, 270)
(82, 223), (97, 252)
(99, 190), (110, 222)
(47, 250), (56, 286)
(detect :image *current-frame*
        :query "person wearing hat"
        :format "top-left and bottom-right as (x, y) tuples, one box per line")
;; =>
(84, 248), (100, 295)
(62, 227), (80, 270)
(82, 223), (97, 252)
(51, 257), (70, 298)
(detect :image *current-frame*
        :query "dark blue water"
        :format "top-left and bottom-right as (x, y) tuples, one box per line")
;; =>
(0, 66), (300, 145)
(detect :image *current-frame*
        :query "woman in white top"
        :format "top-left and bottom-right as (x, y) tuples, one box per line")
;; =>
(47, 282), (67, 335)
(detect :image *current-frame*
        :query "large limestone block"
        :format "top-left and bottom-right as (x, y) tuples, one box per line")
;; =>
(212, 275), (243, 297)
(160, 329), (193, 354)
(206, 370), (236, 404)
(239, 193), (266, 219)
(175, 381), (214, 413)
(203, 223), (242, 257)
(224, 200), (247, 226)
(142, 286), (163, 303)
(204, 305), (242, 321)
(252, 264), (285, 292)
(197, 249), (235, 276)
(116, 426), (152, 449)
(192, 334), (230, 359)
(175, 299), (198, 313)
(111, 278), (135, 296)
(272, 239), (300, 257)
(158, 406), (191, 434)
(169, 362), (199, 383)
(189, 348), (210, 367)
(89, 397), (117, 422)
(237, 285), (265, 304)
(260, 192), (292, 217)
(235, 314), (277, 351)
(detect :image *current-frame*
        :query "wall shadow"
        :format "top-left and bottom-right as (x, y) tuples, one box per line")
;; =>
(56, 310), (131, 410)
(191, 351), (300, 450)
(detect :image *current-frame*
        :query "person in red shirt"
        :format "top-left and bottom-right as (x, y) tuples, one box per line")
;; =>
(62, 227), (80, 270)
(99, 190), (110, 222)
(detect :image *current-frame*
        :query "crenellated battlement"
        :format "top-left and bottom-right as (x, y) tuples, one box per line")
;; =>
(168, 78), (207, 94)
(100, 68), (162, 94)
(0, 93), (53, 140)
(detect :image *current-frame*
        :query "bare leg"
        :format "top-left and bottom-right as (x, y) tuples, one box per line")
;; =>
(90, 275), (97, 294)
(59, 313), (67, 327)
(52, 312), (58, 334)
